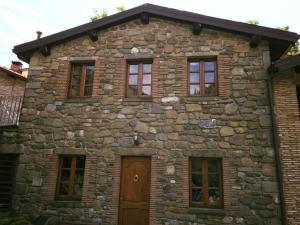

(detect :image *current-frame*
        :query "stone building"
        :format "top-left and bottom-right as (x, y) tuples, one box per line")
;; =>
(1, 4), (300, 225)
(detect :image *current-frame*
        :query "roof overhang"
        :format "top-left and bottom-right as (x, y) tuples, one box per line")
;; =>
(268, 54), (300, 74)
(13, 3), (300, 63)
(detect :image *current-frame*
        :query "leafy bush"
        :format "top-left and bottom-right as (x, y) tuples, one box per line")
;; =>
(0, 212), (31, 225)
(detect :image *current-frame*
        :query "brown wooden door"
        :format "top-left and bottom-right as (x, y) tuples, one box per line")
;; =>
(119, 157), (151, 225)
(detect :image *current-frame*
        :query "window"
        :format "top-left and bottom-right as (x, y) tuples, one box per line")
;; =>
(127, 61), (152, 98)
(189, 158), (223, 208)
(69, 63), (95, 98)
(188, 59), (217, 96)
(56, 155), (85, 201)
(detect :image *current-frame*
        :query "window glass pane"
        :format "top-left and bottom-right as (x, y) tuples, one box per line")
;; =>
(62, 157), (72, 168)
(74, 183), (82, 198)
(143, 74), (151, 85)
(190, 85), (200, 95)
(208, 174), (219, 187)
(129, 64), (138, 74)
(129, 75), (138, 85)
(190, 73), (200, 83)
(205, 83), (216, 96)
(205, 72), (215, 83)
(143, 64), (152, 74)
(192, 188), (203, 202)
(84, 85), (93, 96)
(85, 67), (94, 85)
(189, 62), (200, 72)
(209, 189), (221, 205)
(191, 158), (202, 172)
(75, 170), (84, 183)
(59, 183), (69, 195)
(208, 160), (219, 173)
(205, 62), (215, 71)
(142, 86), (151, 96)
(128, 86), (138, 96)
(61, 170), (70, 182)
(76, 157), (85, 169)
(71, 86), (80, 97)
(192, 174), (202, 187)
(73, 65), (82, 76)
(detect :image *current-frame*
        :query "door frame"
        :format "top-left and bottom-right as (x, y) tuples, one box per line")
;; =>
(118, 156), (152, 225)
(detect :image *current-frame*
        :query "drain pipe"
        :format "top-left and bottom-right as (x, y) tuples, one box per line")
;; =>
(267, 67), (287, 225)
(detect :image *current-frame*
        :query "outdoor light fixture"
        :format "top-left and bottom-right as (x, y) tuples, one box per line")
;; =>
(133, 132), (139, 145)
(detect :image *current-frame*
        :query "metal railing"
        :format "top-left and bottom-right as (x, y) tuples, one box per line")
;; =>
(0, 96), (23, 127)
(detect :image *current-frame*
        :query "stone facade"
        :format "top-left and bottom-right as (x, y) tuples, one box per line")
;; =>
(0, 17), (282, 225)
(273, 71), (300, 225)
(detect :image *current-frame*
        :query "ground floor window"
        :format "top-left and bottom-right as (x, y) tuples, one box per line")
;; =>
(189, 158), (223, 208)
(55, 155), (85, 201)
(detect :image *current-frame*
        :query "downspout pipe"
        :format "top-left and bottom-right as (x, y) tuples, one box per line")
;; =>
(267, 66), (287, 225)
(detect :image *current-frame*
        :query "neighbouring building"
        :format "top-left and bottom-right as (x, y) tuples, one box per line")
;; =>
(269, 54), (300, 225)
(0, 4), (300, 225)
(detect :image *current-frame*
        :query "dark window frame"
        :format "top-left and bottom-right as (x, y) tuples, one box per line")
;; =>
(55, 155), (86, 201)
(188, 58), (218, 96)
(126, 60), (153, 98)
(68, 62), (95, 98)
(189, 157), (223, 208)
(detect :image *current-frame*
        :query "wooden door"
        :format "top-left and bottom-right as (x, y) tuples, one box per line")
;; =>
(119, 157), (151, 225)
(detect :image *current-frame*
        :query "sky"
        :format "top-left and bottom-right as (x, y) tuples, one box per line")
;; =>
(0, 0), (299, 68)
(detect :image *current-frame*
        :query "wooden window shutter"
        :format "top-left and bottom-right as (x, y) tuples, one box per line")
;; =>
(55, 60), (70, 100)
(176, 56), (188, 97)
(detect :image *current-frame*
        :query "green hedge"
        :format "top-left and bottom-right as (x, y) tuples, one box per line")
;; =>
(0, 212), (31, 225)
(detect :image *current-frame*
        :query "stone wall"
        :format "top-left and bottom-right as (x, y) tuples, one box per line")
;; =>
(0, 18), (281, 225)
(273, 72), (300, 225)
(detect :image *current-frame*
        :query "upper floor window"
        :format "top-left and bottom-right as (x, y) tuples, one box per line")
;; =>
(56, 155), (85, 201)
(188, 59), (217, 96)
(190, 158), (223, 208)
(127, 61), (152, 98)
(69, 63), (95, 98)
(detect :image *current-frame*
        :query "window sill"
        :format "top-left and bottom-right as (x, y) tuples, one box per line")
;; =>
(49, 200), (82, 207)
(63, 98), (99, 104)
(185, 96), (221, 102)
(188, 207), (225, 215)
(123, 98), (153, 102)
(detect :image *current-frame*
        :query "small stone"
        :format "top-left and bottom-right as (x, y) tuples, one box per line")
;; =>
(166, 165), (175, 175)
(135, 121), (149, 133)
(259, 115), (271, 127)
(149, 127), (157, 134)
(104, 84), (113, 90)
(262, 181), (278, 193)
(26, 82), (41, 89)
(232, 67), (246, 75)
(186, 104), (202, 112)
(176, 113), (188, 124)
(45, 104), (56, 112)
(131, 47), (139, 54)
(220, 126), (234, 136)
(161, 96), (179, 103)
(222, 216), (233, 224)
(225, 103), (238, 114)
(79, 130), (84, 137)
(165, 110), (177, 119)
(66, 131), (75, 139)
(121, 106), (135, 114)
(117, 113), (126, 119)
(170, 179), (176, 184)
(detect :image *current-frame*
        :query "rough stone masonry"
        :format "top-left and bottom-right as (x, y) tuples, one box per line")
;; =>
(0, 17), (281, 225)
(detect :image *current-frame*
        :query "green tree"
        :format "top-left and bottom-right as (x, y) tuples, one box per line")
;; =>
(247, 19), (259, 25)
(90, 6), (126, 21)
